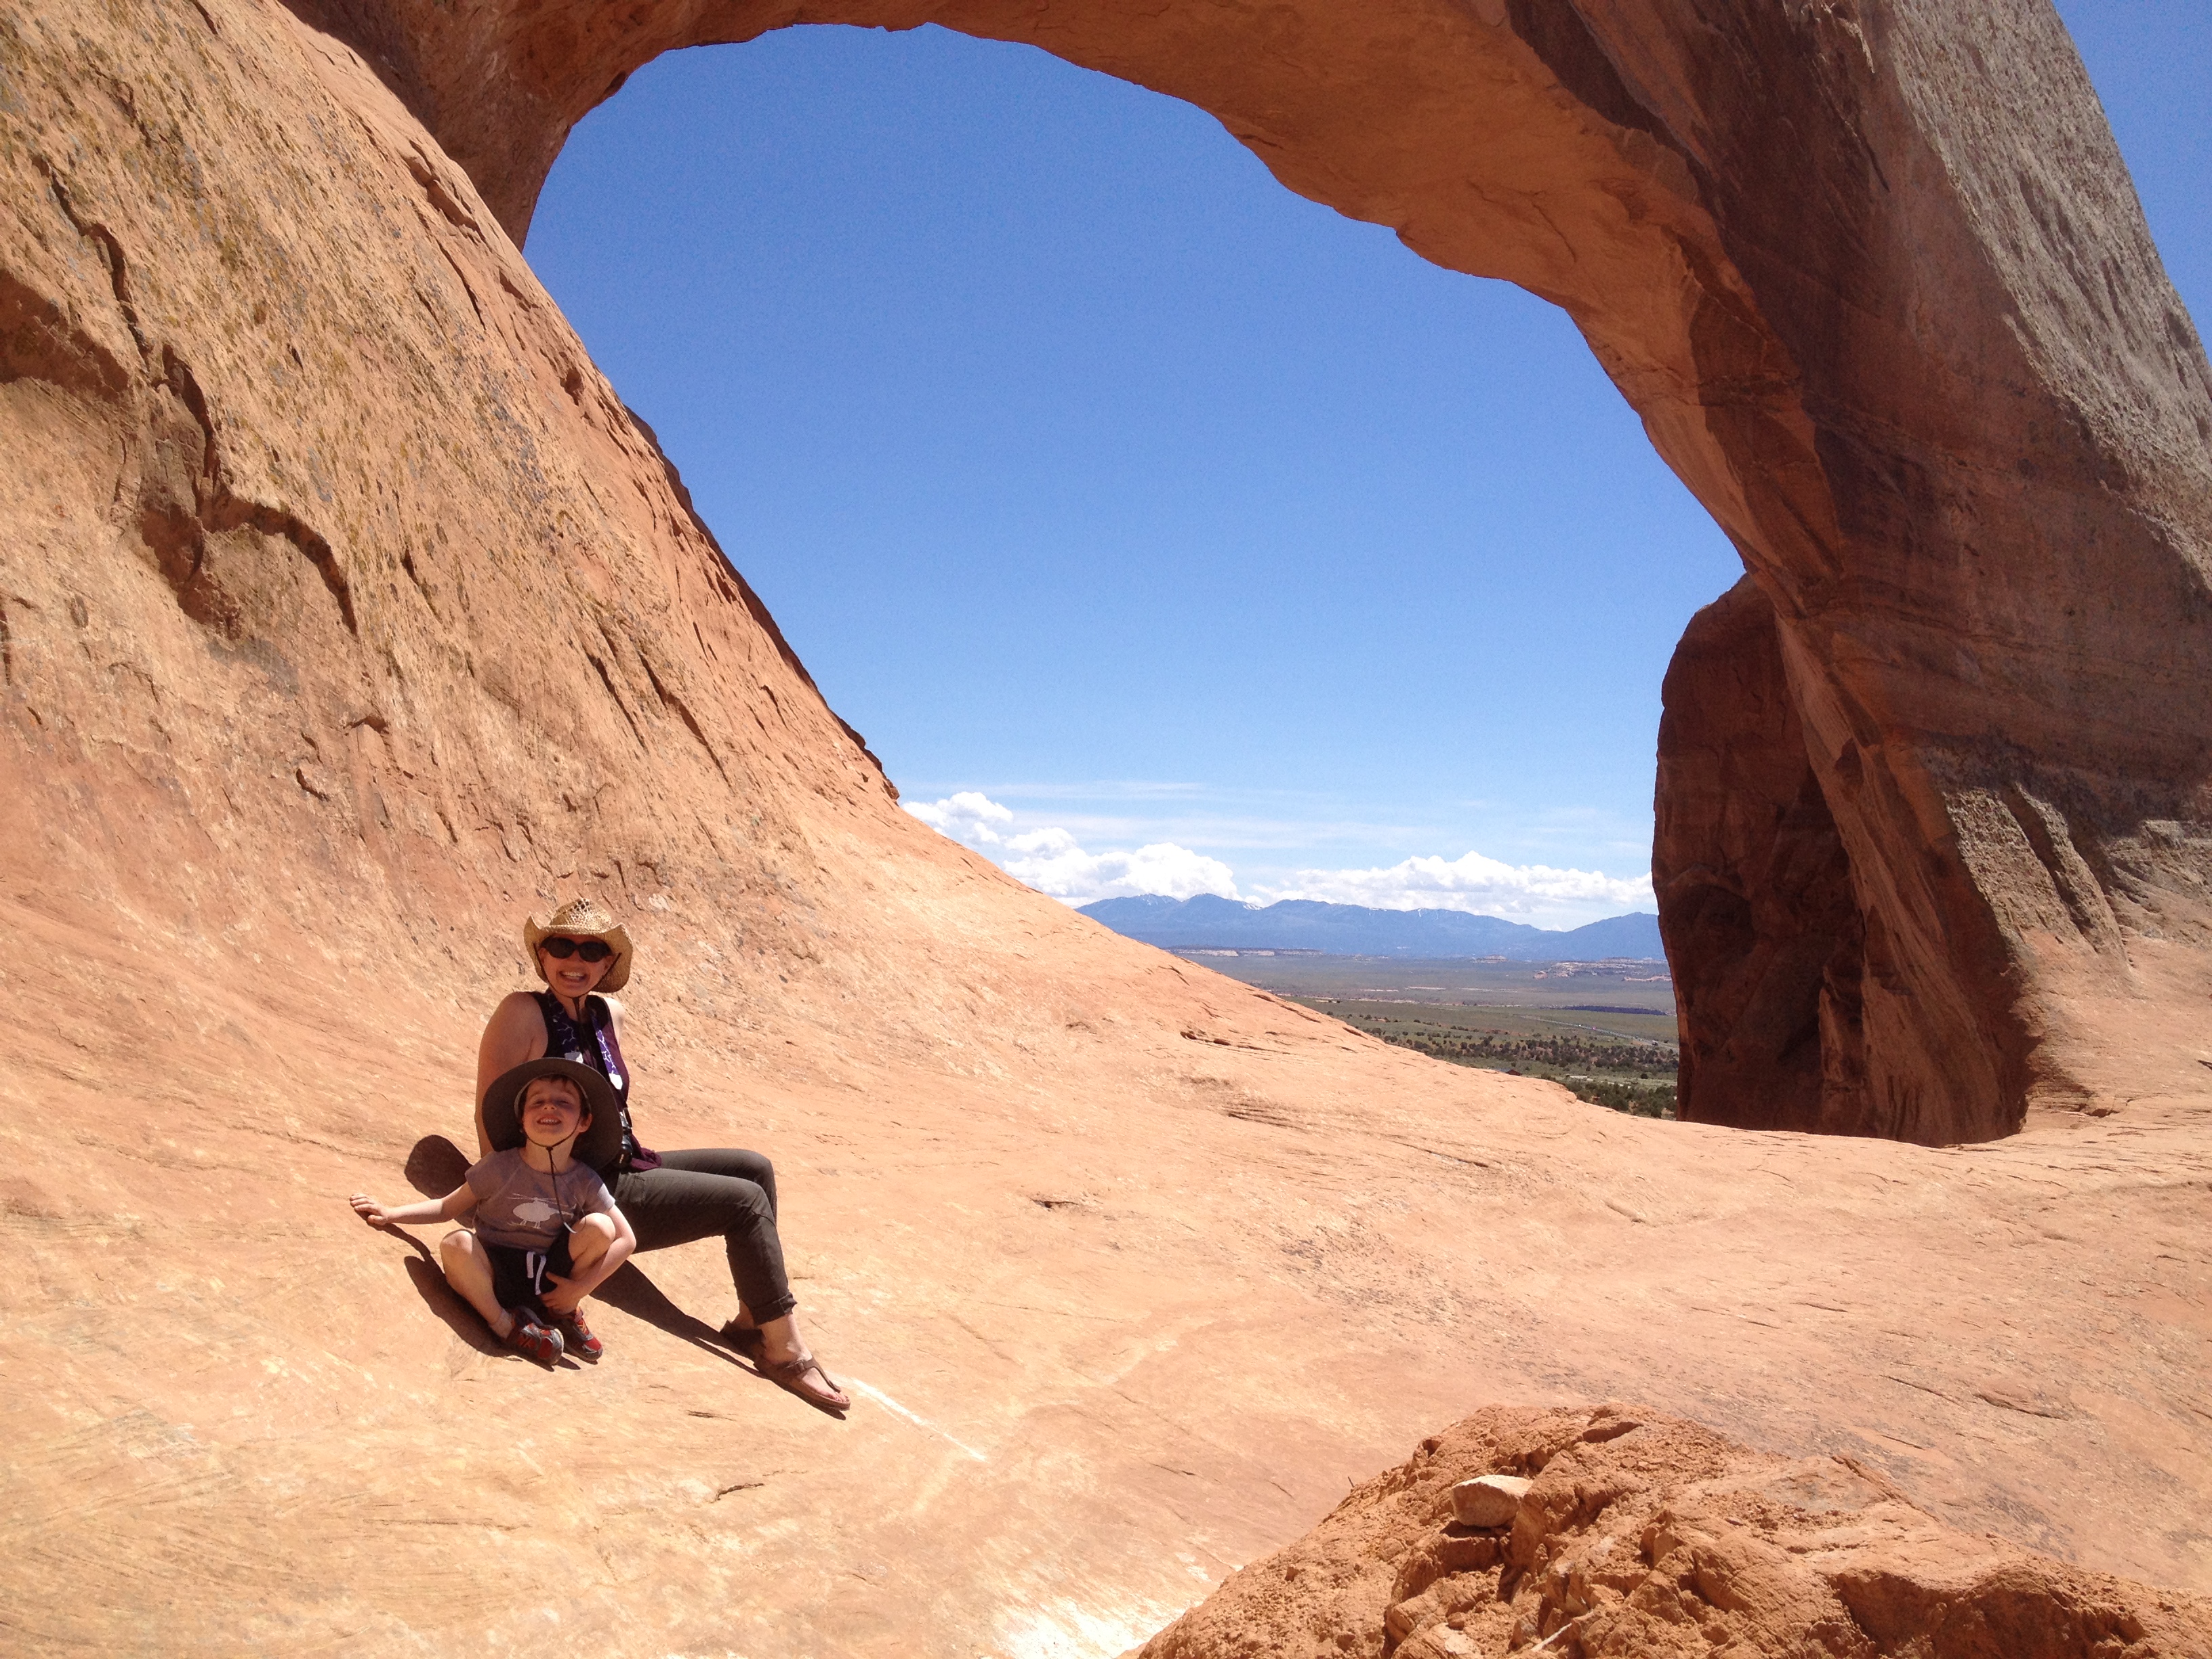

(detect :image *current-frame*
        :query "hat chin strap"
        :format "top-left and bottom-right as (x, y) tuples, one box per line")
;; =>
(521, 1119), (581, 1158)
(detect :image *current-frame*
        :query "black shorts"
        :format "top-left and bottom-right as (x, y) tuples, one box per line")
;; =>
(484, 1232), (575, 1312)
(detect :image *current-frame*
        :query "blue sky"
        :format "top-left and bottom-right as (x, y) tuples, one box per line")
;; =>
(527, 3), (2207, 928)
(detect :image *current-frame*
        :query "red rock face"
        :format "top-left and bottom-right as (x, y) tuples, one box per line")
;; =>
(1656, 577), (1876, 1134)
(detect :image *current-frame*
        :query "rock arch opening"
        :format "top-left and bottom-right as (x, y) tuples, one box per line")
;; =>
(293, 0), (2212, 1143)
(522, 24), (1740, 939)
(18, 6), (2212, 1643)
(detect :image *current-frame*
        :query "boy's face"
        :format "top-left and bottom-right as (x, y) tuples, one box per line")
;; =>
(520, 1078), (589, 1147)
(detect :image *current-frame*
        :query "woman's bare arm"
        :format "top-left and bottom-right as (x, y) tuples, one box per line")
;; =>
(474, 991), (548, 1159)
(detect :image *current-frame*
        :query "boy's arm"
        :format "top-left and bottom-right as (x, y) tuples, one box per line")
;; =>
(560, 1204), (636, 1299)
(350, 1183), (476, 1229)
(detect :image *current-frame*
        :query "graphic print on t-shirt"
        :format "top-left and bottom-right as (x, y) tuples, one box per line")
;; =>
(509, 1197), (560, 1229)
(466, 1148), (613, 1250)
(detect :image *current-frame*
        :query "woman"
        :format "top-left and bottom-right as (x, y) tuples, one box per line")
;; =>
(476, 897), (848, 1412)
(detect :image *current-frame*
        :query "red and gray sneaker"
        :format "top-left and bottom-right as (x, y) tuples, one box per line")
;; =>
(554, 1306), (603, 1362)
(501, 1308), (565, 1366)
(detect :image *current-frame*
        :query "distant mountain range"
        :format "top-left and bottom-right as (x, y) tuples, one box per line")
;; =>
(1077, 894), (1666, 960)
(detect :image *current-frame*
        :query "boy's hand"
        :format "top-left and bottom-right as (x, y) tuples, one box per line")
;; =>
(350, 1193), (391, 1227)
(539, 1273), (585, 1314)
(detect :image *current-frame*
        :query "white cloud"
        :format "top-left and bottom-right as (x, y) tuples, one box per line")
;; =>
(1001, 828), (1242, 905)
(906, 792), (1654, 924)
(905, 790), (1015, 844)
(905, 792), (1241, 905)
(1254, 848), (1653, 921)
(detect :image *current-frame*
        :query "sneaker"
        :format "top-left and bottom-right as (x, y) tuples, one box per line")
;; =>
(501, 1308), (565, 1366)
(554, 1306), (603, 1361)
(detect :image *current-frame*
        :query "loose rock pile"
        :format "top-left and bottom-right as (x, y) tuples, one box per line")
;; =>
(1136, 1405), (2212, 1658)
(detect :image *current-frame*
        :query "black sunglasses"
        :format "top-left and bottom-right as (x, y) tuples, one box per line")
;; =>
(540, 937), (614, 962)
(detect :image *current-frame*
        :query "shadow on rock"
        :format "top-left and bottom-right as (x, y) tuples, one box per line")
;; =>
(592, 1261), (754, 1370)
(405, 1134), (470, 1198)
(596, 1265), (848, 1418)
(400, 1250), (508, 1357)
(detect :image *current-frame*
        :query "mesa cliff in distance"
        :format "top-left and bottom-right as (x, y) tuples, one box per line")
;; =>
(1079, 895), (1667, 960)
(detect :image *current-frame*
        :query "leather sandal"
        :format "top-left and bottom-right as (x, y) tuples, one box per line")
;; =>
(764, 1351), (850, 1413)
(718, 1319), (764, 1357)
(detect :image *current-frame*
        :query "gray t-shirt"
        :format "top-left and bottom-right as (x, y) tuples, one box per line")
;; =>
(466, 1149), (615, 1250)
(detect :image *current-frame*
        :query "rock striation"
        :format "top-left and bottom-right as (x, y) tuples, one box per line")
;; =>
(4, 1), (2212, 1654)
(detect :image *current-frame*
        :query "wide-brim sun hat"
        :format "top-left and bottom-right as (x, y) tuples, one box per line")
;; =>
(481, 1057), (625, 1174)
(525, 897), (634, 993)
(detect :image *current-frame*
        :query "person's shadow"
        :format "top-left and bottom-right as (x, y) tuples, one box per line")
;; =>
(382, 1134), (775, 1382)
(590, 1259), (760, 1372)
(403, 1134), (470, 1200)
(377, 1134), (552, 1362)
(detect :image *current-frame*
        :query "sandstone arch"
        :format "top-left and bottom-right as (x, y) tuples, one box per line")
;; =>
(8, 2), (2212, 1650)
(291, 0), (2212, 1143)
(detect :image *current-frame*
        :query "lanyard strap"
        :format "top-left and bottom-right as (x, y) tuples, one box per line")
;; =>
(536, 991), (639, 1168)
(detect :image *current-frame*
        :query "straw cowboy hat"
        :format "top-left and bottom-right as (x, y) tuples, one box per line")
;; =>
(480, 1057), (625, 1173)
(525, 897), (634, 993)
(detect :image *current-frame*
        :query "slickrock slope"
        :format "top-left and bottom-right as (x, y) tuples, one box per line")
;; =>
(1139, 1406), (2212, 1658)
(2, 2), (2211, 1655)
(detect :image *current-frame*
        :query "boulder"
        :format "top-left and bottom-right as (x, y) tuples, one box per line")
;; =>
(1449, 1473), (1533, 1530)
(1656, 577), (1872, 1133)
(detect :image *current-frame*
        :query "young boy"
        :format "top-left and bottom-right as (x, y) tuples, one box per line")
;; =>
(351, 1058), (636, 1365)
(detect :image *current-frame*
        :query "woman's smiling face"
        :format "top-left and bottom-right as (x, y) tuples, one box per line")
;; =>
(539, 937), (613, 1002)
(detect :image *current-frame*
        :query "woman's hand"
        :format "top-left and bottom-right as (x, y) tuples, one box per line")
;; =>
(350, 1193), (392, 1227)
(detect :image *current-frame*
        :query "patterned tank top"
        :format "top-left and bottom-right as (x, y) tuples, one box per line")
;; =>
(533, 991), (660, 1176)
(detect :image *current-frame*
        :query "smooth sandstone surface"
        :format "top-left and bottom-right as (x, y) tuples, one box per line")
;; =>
(3, 2), (2211, 1656)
